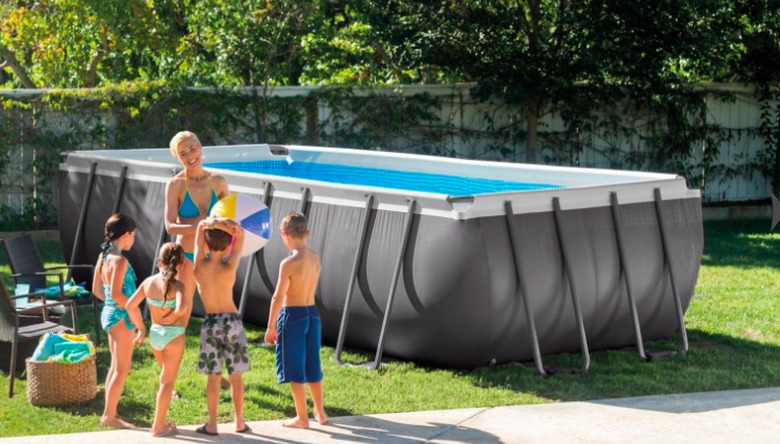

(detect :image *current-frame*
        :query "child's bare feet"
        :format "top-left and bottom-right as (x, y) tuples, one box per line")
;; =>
(314, 410), (328, 425)
(282, 416), (309, 429)
(100, 416), (135, 429)
(151, 422), (178, 437)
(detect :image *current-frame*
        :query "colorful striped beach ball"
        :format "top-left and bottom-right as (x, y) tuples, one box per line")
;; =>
(209, 193), (273, 257)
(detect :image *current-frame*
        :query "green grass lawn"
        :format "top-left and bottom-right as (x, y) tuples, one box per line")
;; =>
(1, 219), (779, 437)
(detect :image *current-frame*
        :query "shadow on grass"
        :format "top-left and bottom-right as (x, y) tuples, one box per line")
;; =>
(459, 329), (780, 407)
(53, 394), (152, 427)
(703, 219), (779, 268)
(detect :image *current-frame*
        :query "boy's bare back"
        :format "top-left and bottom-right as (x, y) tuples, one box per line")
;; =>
(193, 217), (244, 314)
(279, 246), (321, 307)
(193, 258), (239, 314)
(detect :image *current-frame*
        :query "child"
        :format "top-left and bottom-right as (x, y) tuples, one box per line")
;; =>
(92, 213), (144, 429)
(264, 211), (327, 429)
(126, 242), (190, 437)
(192, 215), (251, 436)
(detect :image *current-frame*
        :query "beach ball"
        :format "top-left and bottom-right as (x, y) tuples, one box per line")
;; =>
(210, 193), (272, 257)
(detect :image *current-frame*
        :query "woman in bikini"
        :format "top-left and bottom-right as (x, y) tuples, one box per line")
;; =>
(164, 131), (231, 390)
(92, 213), (144, 429)
(126, 242), (190, 437)
(165, 131), (229, 273)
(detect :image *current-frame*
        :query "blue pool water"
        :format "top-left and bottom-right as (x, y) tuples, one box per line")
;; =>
(205, 160), (561, 196)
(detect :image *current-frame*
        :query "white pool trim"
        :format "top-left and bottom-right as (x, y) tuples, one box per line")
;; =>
(61, 144), (700, 220)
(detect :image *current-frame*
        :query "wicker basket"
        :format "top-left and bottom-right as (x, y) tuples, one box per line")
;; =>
(26, 355), (97, 406)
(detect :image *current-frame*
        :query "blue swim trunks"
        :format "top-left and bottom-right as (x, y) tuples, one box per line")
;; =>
(275, 305), (323, 384)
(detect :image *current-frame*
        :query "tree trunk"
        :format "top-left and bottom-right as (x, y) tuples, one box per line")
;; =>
(85, 31), (109, 88)
(773, 98), (780, 199)
(305, 96), (318, 145)
(0, 45), (36, 88)
(525, 103), (540, 164)
(251, 86), (265, 143)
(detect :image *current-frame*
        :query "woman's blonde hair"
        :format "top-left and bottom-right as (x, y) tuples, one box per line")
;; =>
(169, 131), (201, 157)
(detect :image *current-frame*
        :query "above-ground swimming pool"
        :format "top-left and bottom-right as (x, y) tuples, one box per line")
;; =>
(59, 144), (703, 371)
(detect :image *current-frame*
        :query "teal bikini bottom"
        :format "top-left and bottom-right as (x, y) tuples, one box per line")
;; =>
(149, 324), (186, 350)
(101, 306), (134, 332)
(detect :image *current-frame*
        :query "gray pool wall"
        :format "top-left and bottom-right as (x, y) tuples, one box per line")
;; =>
(58, 145), (703, 369)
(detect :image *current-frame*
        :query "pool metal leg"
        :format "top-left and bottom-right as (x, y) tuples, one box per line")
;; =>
(653, 188), (690, 354)
(67, 162), (99, 345)
(111, 166), (129, 213)
(299, 187), (311, 214)
(610, 192), (648, 361)
(240, 182), (274, 318)
(335, 195), (375, 366)
(368, 199), (416, 370)
(253, 183), (276, 296)
(238, 255), (254, 318)
(552, 197), (591, 373)
(504, 201), (549, 377)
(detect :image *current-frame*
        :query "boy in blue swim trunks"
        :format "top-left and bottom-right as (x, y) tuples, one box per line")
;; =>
(192, 215), (250, 436)
(265, 212), (327, 429)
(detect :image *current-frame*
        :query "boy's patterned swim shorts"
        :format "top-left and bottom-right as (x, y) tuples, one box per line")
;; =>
(197, 313), (250, 375)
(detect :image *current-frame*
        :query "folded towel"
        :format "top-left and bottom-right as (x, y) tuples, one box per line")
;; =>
(52, 349), (91, 364)
(32, 333), (95, 363)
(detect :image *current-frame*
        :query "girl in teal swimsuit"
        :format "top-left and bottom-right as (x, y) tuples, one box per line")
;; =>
(92, 213), (144, 430)
(126, 242), (190, 437)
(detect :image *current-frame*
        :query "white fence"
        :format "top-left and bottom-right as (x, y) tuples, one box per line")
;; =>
(0, 83), (775, 217)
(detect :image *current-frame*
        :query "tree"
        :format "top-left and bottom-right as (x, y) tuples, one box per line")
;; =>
(0, 0), (172, 88)
(360, 0), (745, 164)
(733, 0), (780, 196)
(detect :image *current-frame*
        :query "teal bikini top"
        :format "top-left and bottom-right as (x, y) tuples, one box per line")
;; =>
(101, 244), (137, 307)
(147, 297), (176, 309)
(178, 174), (219, 219)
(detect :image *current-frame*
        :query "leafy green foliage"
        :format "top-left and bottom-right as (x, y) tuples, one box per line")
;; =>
(0, 1), (777, 225)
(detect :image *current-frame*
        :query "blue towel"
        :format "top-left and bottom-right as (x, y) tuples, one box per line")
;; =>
(32, 333), (95, 363)
(31, 333), (69, 361)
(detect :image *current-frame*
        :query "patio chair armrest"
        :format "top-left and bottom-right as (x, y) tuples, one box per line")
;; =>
(38, 299), (76, 310)
(44, 264), (94, 271)
(10, 290), (49, 300)
(10, 272), (46, 279)
(33, 271), (65, 277)
(16, 305), (47, 316)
